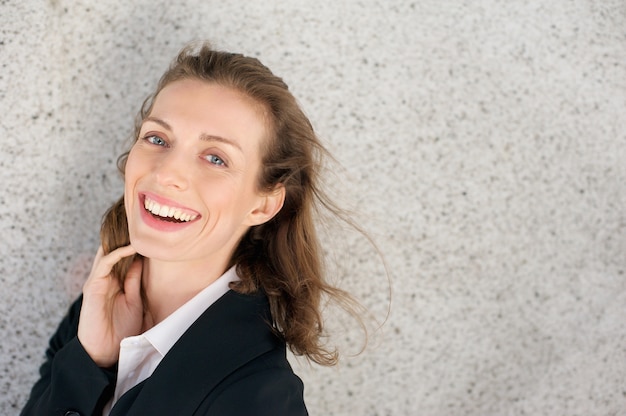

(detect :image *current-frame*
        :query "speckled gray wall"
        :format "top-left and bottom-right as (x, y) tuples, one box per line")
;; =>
(1, 0), (625, 415)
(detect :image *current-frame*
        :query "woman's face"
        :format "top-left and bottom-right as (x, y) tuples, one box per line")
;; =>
(124, 78), (279, 265)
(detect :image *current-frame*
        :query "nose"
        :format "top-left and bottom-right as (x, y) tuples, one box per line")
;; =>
(155, 150), (190, 190)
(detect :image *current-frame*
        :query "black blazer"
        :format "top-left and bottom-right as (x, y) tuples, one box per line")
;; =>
(21, 290), (308, 416)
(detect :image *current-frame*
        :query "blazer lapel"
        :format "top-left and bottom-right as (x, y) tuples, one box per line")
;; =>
(108, 379), (147, 415)
(112, 290), (280, 416)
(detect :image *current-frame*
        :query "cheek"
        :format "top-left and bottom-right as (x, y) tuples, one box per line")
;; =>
(199, 179), (258, 218)
(124, 148), (145, 186)
(123, 149), (142, 207)
(124, 147), (139, 175)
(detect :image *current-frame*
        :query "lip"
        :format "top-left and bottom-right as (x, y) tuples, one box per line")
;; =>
(138, 191), (201, 232)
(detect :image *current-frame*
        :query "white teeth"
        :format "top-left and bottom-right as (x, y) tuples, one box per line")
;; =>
(143, 197), (197, 222)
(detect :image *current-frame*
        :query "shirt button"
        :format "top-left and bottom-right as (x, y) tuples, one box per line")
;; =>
(65, 411), (81, 416)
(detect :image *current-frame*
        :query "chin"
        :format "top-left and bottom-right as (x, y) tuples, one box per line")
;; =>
(129, 234), (177, 261)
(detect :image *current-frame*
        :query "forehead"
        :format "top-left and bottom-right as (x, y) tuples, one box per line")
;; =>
(149, 79), (270, 149)
(154, 79), (268, 120)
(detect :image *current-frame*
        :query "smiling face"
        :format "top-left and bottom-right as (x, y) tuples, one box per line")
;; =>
(124, 78), (283, 267)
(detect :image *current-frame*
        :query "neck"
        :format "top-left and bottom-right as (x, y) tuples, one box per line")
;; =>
(140, 256), (229, 327)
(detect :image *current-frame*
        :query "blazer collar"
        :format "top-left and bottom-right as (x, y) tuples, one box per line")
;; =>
(111, 289), (280, 416)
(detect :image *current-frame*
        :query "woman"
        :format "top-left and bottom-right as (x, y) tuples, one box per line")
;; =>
(22, 42), (359, 416)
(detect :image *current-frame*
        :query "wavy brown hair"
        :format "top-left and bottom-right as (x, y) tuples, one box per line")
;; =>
(101, 42), (367, 366)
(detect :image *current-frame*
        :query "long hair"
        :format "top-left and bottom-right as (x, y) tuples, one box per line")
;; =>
(101, 42), (364, 365)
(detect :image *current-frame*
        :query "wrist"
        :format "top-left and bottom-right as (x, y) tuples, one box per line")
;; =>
(76, 336), (118, 368)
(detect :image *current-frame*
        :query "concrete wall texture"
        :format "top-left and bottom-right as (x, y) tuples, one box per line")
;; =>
(1, 0), (625, 415)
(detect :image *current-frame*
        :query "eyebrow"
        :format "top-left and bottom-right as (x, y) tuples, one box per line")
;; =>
(143, 116), (243, 151)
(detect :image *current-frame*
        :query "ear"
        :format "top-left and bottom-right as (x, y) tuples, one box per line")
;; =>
(245, 185), (286, 226)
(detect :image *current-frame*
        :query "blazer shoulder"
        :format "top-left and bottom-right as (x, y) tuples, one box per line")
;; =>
(197, 346), (308, 416)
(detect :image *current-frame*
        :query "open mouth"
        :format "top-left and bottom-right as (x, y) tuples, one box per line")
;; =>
(143, 196), (199, 223)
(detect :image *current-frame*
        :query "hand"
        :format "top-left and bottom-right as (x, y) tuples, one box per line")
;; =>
(77, 245), (143, 367)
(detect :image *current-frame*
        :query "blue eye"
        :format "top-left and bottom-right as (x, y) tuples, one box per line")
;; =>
(206, 154), (225, 166)
(145, 135), (167, 146)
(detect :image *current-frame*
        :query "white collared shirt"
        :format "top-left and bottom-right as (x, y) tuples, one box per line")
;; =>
(102, 266), (240, 415)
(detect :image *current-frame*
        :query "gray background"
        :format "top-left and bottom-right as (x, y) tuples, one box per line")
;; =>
(1, 0), (625, 415)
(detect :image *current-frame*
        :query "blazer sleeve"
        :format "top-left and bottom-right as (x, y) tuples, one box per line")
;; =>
(21, 296), (117, 416)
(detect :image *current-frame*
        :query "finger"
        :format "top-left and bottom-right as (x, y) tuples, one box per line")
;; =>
(88, 246), (105, 273)
(99, 245), (137, 270)
(123, 258), (143, 300)
(87, 245), (137, 283)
